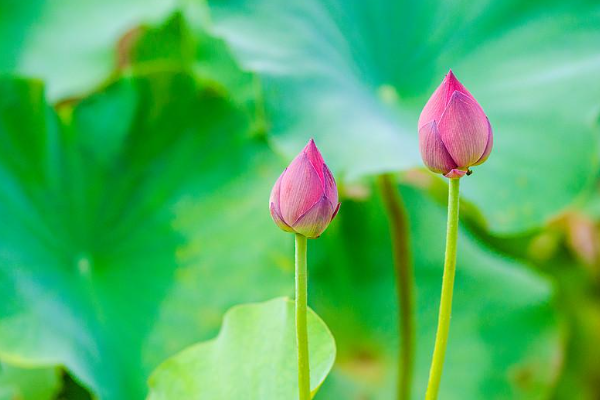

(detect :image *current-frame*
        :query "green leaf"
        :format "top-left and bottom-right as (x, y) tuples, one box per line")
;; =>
(128, 13), (197, 68)
(207, 0), (600, 234)
(0, 73), (293, 400)
(0, 0), (179, 99)
(147, 297), (336, 400)
(308, 184), (562, 399)
(0, 363), (61, 400)
(125, 11), (263, 132)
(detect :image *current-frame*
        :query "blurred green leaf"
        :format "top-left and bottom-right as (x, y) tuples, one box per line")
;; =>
(579, 180), (600, 220)
(308, 184), (563, 399)
(125, 11), (264, 134)
(0, 363), (61, 400)
(148, 297), (336, 400)
(128, 13), (196, 68)
(207, 0), (600, 234)
(0, 0), (178, 99)
(0, 73), (293, 399)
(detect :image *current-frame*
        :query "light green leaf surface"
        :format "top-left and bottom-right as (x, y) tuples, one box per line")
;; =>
(208, 0), (600, 233)
(0, 73), (293, 400)
(0, 363), (61, 400)
(0, 0), (179, 99)
(308, 184), (562, 399)
(147, 297), (336, 400)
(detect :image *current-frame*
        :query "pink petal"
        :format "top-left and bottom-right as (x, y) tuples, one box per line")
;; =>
(472, 119), (493, 166)
(438, 91), (490, 168)
(303, 139), (325, 182)
(269, 170), (284, 211)
(291, 196), (335, 238)
(445, 70), (476, 102)
(322, 164), (338, 206)
(269, 171), (294, 231)
(279, 152), (324, 224)
(419, 120), (457, 175)
(418, 70), (476, 129)
(331, 202), (341, 222)
(270, 202), (294, 232)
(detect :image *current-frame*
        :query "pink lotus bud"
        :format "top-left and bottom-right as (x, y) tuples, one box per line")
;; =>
(269, 139), (340, 238)
(418, 70), (493, 178)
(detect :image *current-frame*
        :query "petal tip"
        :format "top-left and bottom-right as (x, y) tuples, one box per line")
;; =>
(304, 138), (318, 153)
(303, 138), (326, 181)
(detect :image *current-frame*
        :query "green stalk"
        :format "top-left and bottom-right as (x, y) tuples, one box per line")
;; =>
(378, 174), (415, 400)
(295, 233), (310, 400)
(425, 178), (461, 400)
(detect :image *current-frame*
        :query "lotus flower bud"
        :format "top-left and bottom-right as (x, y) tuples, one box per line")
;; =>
(269, 139), (340, 238)
(418, 70), (493, 178)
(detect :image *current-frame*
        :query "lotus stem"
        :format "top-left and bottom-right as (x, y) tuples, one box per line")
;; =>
(378, 174), (415, 400)
(295, 233), (310, 400)
(425, 178), (460, 400)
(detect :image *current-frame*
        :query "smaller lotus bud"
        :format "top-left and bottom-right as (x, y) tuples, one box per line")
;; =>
(418, 70), (493, 178)
(269, 139), (340, 238)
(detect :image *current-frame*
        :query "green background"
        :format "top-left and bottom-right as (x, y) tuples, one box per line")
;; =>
(0, 0), (599, 399)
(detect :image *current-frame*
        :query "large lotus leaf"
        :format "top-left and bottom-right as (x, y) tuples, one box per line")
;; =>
(0, 363), (61, 400)
(207, 0), (600, 234)
(148, 298), (336, 399)
(307, 184), (562, 399)
(125, 11), (261, 127)
(0, 0), (178, 99)
(0, 73), (293, 399)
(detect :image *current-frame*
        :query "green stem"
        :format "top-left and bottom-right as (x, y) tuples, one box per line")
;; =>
(378, 174), (415, 400)
(425, 178), (461, 400)
(295, 233), (310, 400)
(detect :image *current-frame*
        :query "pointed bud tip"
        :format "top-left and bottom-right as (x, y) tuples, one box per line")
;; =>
(303, 138), (319, 154)
(444, 69), (463, 90)
(305, 138), (316, 148)
(302, 138), (327, 179)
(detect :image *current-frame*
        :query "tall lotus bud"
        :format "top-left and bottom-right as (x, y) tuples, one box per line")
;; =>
(418, 70), (493, 178)
(269, 139), (340, 238)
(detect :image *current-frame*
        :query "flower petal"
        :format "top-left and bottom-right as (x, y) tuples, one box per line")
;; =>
(472, 118), (493, 166)
(418, 70), (476, 129)
(303, 139), (325, 182)
(270, 202), (294, 232)
(269, 170), (284, 211)
(331, 202), (341, 222)
(438, 91), (490, 168)
(291, 196), (335, 238)
(279, 152), (324, 224)
(269, 170), (294, 231)
(419, 120), (457, 175)
(322, 164), (338, 206)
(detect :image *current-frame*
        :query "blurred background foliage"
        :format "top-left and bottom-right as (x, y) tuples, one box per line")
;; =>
(0, 0), (599, 399)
